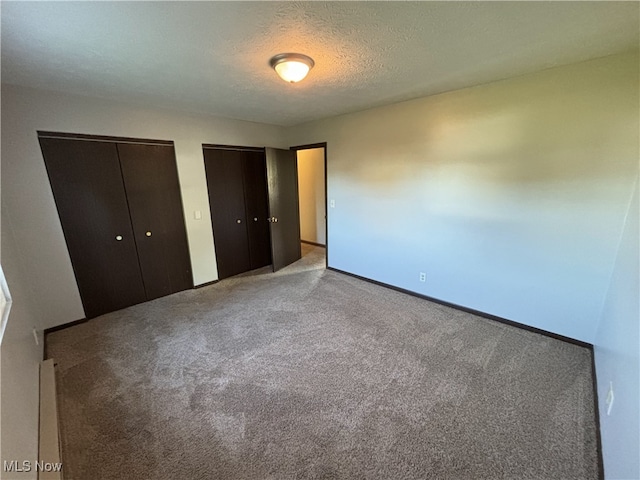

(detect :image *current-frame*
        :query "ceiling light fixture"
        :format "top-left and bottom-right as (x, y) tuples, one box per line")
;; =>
(269, 53), (315, 83)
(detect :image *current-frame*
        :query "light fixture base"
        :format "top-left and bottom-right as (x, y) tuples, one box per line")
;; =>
(269, 53), (315, 83)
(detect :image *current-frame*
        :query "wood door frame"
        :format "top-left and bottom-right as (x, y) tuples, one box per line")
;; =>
(289, 142), (328, 268)
(203, 144), (265, 153)
(37, 131), (173, 146)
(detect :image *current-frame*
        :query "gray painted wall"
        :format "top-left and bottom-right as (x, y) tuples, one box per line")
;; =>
(595, 176), (639, 479)
(288, 52), (638, 345)
(1, 214), (44, 479)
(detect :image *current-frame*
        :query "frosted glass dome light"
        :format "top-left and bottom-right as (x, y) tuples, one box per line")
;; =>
(270, 53), (315, 83)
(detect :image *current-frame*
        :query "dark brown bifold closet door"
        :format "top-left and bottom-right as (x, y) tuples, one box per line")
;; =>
(118, 143), (192, 300)
(203, 147), (273, 280)
(40, 134), (193, 319)
(242, 151), (271, 270)
(203, 148), (253, 279)
(265, 147), (302, 271)
(39, 137), (147, 318)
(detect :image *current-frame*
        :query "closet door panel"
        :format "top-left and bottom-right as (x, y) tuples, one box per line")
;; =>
(39, 137), (146, 318)
(117, 143), (193, 300)
(242, 151), (271, 269)
(203, 149), (251, 279)
(265, 147), (302, 271)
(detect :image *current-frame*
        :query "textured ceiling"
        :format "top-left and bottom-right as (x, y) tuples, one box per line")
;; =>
(1, 1), (638, 126)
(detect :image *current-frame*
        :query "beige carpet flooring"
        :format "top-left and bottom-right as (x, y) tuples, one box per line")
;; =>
(46, 244), (599, 479)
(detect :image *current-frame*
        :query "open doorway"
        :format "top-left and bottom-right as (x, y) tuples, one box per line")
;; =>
(292, 143), (327, 266)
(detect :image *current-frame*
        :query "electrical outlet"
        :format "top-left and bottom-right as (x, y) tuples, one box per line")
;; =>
(32, 328), (39, 346)
(330, 199), (335, 208)
(606, 382), (614, 416)
(419, 272), (426, 282)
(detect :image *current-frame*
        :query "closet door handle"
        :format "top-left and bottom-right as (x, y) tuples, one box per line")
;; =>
(115, 235), (123, 241)
(236, 219), (242, 224)
(253, 217), (258, 222)
(145, 231), (152, 237)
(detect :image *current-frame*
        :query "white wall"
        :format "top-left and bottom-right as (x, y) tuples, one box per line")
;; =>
(297, 148), (326, 245)
(1, 84), (287, 328)
(288, 52), (639, 344)
(594, 176), (639, 480)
